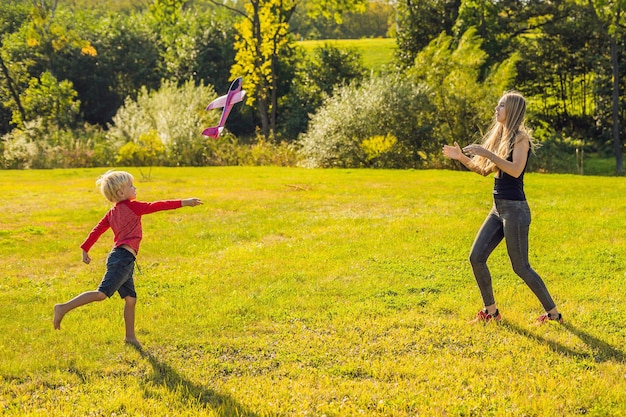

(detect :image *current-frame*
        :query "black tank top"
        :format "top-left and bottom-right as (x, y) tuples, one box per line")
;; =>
(493, 148), (530, 201)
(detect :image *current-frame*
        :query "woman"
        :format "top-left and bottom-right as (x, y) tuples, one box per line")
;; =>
(443, 91), (562, 324)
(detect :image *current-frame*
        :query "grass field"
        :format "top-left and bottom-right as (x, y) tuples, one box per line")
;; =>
(1, 167), (625, 416)
(297, 38), (397, 71)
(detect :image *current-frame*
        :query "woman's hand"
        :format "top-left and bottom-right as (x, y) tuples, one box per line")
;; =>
(443, 141), (489, 176)
(462, 144), (493, 160)
(443, 142), (464, 160)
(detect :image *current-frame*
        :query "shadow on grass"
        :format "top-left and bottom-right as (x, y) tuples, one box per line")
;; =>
(562, 323), (625, 363)
(130, 344), (265, 417)
(502, 321), (625, 363)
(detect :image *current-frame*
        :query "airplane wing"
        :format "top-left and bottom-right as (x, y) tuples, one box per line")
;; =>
(206, 91), (246, 111)
(232, 90), (246, 104)
(206, 94), (227, 111)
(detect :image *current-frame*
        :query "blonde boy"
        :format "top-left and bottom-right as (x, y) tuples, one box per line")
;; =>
(54, 170), (202, 347)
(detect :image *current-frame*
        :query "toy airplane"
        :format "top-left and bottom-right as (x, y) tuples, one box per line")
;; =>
(202, 77), (246, 139)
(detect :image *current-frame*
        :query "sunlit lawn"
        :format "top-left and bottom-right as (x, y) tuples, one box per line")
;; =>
(1, 167), (625, 416)
(297, 38), (397, 71)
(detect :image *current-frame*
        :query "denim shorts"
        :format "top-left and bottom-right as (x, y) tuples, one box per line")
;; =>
(98, 247), (137, 299)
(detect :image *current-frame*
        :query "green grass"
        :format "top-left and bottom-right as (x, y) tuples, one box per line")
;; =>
(297, 38), (397, 71)
(1, 167), (625, 416)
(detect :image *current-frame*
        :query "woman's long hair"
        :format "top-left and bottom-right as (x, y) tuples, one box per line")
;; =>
(471, 91), (537, 175)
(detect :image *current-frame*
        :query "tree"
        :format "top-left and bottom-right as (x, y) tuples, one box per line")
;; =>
(395, 0), (461, 67)
(12, 70), (80, 130)
(0, 1), (95, 132)
(22, 0), (97, 72)
(511, 0), (623, 172)
(229, 0), (296, 138)
(0, 52), (25, 133)
(53, 10), (162, 127)
(279, 43), (366, 139)
(0, 1), (29, 134)
(515, 1), (599, 142)
(408, 28), (519, 149)
(211, 0), (367, 139)
(588, 0), (626, 174)
(160, 9), (237, 88)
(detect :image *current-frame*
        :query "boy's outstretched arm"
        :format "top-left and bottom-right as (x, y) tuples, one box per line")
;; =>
(182, 198), (203, 207)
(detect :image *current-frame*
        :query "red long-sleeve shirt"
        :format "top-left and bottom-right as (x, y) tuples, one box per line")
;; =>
(80, 199), (182, 255)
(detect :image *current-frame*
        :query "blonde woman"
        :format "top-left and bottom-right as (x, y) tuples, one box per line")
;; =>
(443, 91), (562, 324)
(54, 170), (202, 347)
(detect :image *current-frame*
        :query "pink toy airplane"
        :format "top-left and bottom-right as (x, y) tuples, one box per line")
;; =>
(202, 77), (246, 139)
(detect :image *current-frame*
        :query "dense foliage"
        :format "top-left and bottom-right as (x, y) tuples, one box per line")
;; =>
(280, 43), (367, 140)
(0, 0), (624, 173)
(396, 0), (626, 173)
(299, 29), (517, 168)
(299, 75), (436, 168)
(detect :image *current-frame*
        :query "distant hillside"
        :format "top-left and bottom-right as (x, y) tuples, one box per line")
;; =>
(297, 38), (397, 72)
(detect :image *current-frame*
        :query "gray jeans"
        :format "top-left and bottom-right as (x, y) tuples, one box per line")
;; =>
(469, 199), (556, 311)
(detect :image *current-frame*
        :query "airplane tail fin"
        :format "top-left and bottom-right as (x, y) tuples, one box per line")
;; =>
(202, 126), (224, 139)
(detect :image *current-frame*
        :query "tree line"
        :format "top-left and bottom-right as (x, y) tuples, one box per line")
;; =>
(0, 0), (624, 173)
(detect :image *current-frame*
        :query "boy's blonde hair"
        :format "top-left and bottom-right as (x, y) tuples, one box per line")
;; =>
(96, 170), (134, 203)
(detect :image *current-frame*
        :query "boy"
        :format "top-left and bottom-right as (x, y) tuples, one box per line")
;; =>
(54, 170), (202, 347)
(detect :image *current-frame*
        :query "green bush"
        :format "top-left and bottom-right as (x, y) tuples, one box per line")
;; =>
(527, 121), (581, 174)
(0, 120), (108, 169)
(241, 138), (300, 166)
(279, 43), (367, 141)
(116, 129), (166, 167)
(297, 75), (437, 168)
(1, 122), (43, 169)
(196, 134), (300, 167)
(106, 79), (217, 166)
(359, 133), (421, 168)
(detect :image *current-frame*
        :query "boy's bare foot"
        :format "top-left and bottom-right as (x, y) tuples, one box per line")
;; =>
(53, 304), (65, 330)
(125, 338), (142, 349)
